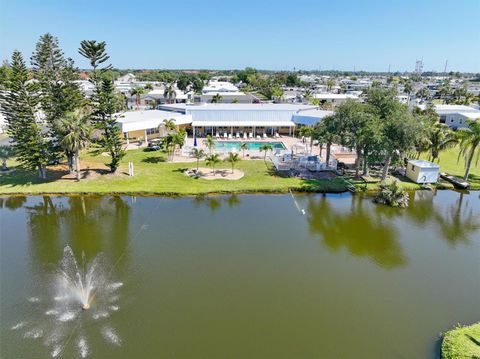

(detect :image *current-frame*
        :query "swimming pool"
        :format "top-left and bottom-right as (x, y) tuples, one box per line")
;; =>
(214, 141), (286, 150)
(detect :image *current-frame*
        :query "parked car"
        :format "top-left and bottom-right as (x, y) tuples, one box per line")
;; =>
(146, 139), (162, 151)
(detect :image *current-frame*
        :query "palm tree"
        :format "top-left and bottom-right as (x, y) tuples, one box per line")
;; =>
(162, 133), (177, 161)
(190, 148), (205, 171)
(163, 82), (176, 104)
(56, 112), (91, 181)
(211, 93), (222, 103)
(427, 124), (458, 162)
(457, 120), (480, 180)
(0, 146), (15, 171)
(326, 78), (336, 92)
(225, 152), (240, 173)
(298, 126), (314, 154)
(130, 87), (145, 109)
(259, 144), (273, 160)
(403, 81), (413, 104)
(204, 135), (216, 154)
(144, 83), (153, 91)
(205, 154), (220, 175)
(416, 87), (429, 102)
(162, 118), (176, 133)
(438, 80), (452, 104)
(239, 142), (248, 158)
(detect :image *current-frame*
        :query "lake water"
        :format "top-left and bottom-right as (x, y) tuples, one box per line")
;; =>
(1, 191), (479, 358)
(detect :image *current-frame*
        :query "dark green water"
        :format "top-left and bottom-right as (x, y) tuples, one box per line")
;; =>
(1, 191), (479, 358)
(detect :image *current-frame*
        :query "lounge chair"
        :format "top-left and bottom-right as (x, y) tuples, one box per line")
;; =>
(215, 132), (220, 138)
(228, 133), (233, 139)
(224, 132), (228, 138)
(243, 133), (247, 139)
(236, 132), (240, 138)
(249, 132), (253, 138)
(256, 135), (261, 140)
(263, 133), (267, 139)
(275, 132), (280, 138)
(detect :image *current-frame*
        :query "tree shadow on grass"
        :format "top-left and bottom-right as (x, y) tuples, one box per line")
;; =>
(0, 168), (73, 187)
(141, 156), (166, 164)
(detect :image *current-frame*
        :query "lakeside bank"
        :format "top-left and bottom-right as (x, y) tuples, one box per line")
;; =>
(0, 148), (478, 196)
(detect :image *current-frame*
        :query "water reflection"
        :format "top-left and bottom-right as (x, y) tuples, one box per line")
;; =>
(433, 192), (479, 245)
(406, 191), (480, 245)
(307, 194), (407, 269)
(0, 196), (27, 210)
(192, 194), (241, 212)
(24, 196), (131, 272)
(307, 191), (480, 269)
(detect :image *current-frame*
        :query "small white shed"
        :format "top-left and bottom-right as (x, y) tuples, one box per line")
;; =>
(406, 160), (440, 184)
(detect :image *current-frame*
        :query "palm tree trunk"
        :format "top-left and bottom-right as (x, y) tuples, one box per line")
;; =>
(38, 165), (46, 179)
(355, 147), (361, 178)
(381, 154), (392, 181)
(318, 143), (323, 158)
(326, 142), (331, 166)
(463, 145), (477, 180)
(75, 148), (81, 181)
(363, 148), (369, 176)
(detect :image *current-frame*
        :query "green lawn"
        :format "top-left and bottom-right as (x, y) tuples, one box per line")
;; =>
(1, 146), (478, 195)
(419, 146), (480, 189)
(442, 323), (480, 359)
(0, 149), (349, 195)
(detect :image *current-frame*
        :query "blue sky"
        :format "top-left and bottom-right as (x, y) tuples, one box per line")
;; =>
(1, 0), (479, 72)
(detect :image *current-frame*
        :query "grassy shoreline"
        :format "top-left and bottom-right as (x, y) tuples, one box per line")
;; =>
(441, 323), (480, 359)
(0, 147), (478, 196)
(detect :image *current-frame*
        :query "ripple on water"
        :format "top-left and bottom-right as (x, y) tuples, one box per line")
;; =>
(28, 297), (40, 303)
(102, 326), (121, 346)
(58, 311), (77, 322)
(93, 311), (110, 320)
(107, 282), (123, 291)
(11, 321), (27, 330)
(51, 345), (62, 358)
(24, 329), (43, 339)
(78, 337), (89, 358)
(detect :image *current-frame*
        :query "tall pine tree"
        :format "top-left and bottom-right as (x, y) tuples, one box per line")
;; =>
(79, 40), (124, 173)
(0, 51), (50, 179)
(31, 33), (84, 172)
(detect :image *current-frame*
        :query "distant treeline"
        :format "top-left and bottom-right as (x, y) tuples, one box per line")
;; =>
(76, 68), (480, 82)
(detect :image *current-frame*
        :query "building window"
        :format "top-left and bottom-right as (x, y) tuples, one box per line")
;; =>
(146, 128), (159, 135)
(411, 165), (416, 171)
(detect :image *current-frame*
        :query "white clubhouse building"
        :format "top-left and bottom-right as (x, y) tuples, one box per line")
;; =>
(116, 104), (333, 142)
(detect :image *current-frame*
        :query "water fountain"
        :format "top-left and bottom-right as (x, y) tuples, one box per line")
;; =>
(11, 246), (123, 358)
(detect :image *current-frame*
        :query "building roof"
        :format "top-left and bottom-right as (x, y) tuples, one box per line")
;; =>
(185, 103), (316, 111)
(408, 159), (440, 168)
(203, 81), (239, 93)
(427, 104), (480, 114)
(459, 112), (480, 119)
(200, 91), (247, 97)
(313, 93), (359, 100)
(292, 109), (334, 126)
(192, 120), (294, 127)
(116, 110), (192, 132)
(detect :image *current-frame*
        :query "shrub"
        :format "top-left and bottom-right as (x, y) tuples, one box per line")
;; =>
(374, 180), (409, 208)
